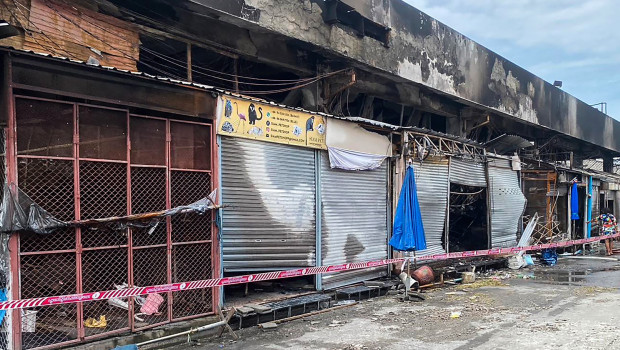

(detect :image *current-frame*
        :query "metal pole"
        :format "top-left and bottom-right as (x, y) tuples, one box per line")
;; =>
(485, 153), (492, 248)
(136, 320), (228, 347)
(186, 43), (192, 82)
(445, 156), (451, 253)
(5, 53), (21, 350)
(587, 176), (593, 238)
(314, 150), (322, 290)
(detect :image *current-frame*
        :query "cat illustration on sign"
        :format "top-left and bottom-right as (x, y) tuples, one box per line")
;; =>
(224, 99), (233, 118)
(248, 104), (263, 125)
(305, 116), (315, 132)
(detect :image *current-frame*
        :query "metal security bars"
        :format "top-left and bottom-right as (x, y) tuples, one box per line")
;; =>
(10, 96), (216, 349)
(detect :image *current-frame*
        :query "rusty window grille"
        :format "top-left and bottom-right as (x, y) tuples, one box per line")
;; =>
(11, 97), (216, 350)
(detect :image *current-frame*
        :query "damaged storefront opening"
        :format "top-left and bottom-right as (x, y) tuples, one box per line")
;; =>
(446, 184), (487, 252)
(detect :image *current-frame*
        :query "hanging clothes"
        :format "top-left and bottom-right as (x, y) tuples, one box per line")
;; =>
(571, 182), (580, 220)
(389, 166), (427, 251)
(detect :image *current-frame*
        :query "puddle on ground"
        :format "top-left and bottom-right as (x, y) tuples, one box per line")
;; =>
(534, 270), (590, 284)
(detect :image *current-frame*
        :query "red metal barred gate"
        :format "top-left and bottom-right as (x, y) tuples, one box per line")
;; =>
(8, 96), (218, 349)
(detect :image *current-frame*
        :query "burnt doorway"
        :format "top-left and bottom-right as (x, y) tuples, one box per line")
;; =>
(446, 184), (488, 252)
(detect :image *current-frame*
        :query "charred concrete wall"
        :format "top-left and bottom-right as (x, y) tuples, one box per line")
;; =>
(188, 0), (620, 154)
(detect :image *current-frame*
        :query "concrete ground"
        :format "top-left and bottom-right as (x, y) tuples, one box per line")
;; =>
(174, 257), (620, 350)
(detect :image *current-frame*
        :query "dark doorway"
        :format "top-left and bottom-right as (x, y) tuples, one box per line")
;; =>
(445, 184), (488, 252)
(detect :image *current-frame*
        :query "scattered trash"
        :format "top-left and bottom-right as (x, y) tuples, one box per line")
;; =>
(108, 297), (129, 311)
(523, 254), (535, 266)
(310, 321), (320, 325)
(541, 249), (558, 266)
(398, 272), (419, 290)
(334, 300), (356, 306)
(21, 310), (37, 333)
(84, 315), (107, 328)
(508, 255), (526, 270)
(450, 311), (461, 319)
(140, 293), (164, 315)
(462, 271), (476, 284)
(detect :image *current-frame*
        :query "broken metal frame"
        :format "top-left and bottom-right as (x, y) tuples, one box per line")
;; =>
(522, 170), (559, 240)
(406, 131), (486, 161)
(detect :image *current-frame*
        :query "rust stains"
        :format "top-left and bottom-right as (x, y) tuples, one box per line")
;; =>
(1, 0), (138, 70)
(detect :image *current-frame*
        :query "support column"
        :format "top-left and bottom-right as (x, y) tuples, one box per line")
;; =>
(603, 156), (614, 173)
(314, 150), (322, 291)
(614, 191), (620, 220)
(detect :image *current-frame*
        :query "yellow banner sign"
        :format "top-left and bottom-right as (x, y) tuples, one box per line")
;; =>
(217, 96), (326, 149)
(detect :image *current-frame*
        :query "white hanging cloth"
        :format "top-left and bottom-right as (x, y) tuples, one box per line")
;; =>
(325, 118), (392, 171)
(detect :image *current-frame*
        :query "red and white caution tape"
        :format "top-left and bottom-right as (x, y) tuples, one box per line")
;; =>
(1, 233), (618, 311)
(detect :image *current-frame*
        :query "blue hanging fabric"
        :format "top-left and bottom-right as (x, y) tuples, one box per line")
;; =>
(571, 182), (580, 220)
(389, 166), (427, 251)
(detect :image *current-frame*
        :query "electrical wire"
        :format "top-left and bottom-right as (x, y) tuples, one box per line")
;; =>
(236, 77), (324, 95)
(41, 0), (179, 80)
(42, 0), (344, 95)
(52, 0), (348, 88)
(11, 0), (79, 59)
(141, 48), (344, 86)
(1, 0), (79, 60)
(90, 1), (345, 84)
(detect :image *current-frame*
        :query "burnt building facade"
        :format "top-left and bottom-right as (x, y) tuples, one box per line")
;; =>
(0, 0), (619, 349)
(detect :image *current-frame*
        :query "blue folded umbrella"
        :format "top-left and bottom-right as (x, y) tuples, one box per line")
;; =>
(389, 166), (427, 251)
(571, 182), (580, 220)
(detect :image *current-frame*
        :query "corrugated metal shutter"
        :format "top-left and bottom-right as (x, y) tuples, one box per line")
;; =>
(450, 158), (487, 187)
(410, 157), (449, 256)
(319, 152), (388, 289)
(489, 159), (526, 247)
(221, 137), (316, 271)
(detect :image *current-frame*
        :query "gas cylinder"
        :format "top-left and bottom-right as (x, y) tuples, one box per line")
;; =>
(412, 265), (435, 285)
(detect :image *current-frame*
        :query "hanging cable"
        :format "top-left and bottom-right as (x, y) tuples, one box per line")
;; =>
(72, 0), (344, 84)
(42, 0), (344, 96)
(1, 1), (79, 60)
(11, 0), (80, 59)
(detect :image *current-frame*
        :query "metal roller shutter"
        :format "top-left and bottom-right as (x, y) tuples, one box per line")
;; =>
(450, 158), (487, 187)
(319, 152), (389, 289)
(489, 159), (527, 247)
(221, 137), (316, 271)
(411, 157), (449, 256)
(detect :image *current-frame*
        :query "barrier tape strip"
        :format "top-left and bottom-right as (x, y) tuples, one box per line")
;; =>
(2, 233), (618, 311)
